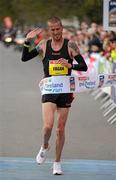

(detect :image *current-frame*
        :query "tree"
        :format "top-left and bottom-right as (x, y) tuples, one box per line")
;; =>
(0, 0), (103, 25)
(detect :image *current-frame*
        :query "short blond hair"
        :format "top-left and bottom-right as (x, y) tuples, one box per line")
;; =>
(47, 17), (62, 26)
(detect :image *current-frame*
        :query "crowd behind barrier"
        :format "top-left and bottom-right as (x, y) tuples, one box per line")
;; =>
(62, 21), (116, 107)
(0, 18), (116, 122)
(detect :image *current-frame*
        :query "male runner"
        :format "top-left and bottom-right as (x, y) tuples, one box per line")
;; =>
(21, 17), (87, 175)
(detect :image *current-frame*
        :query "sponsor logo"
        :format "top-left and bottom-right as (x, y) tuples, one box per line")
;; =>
(98, 75), (105, 88)
(39, 78), (63, 93)
(49, 60), (59, 64)
(45, 83), (63, 88)
(78, 76), (89, 81)
(108, 74), (116, 79)
(49, 60), (68, 75)
(52, 52), (61, 55)
(70, 77), (75, 91)
(107, 79), (116, 84)
(65, 103), (71, 106)
(106, 74), (116, 85)
(53, 67), (64, 71)
(40, 78), (49, 85)
(43, 83), (63, 93)
(79, 80), (96, 89)
(85, 81), (96, 89)
(110, 1), (116, 6)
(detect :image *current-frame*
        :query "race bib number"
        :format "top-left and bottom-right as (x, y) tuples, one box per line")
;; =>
(49, 60), (68, 75)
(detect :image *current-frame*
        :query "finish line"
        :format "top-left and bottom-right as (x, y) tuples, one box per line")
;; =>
(39, 73), (116, 95)
(0, 157), (116, 180)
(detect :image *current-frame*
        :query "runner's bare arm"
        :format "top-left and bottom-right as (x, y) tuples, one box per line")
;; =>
(68, 41), (88, 71)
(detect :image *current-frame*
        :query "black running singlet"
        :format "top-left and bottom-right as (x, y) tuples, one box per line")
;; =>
(42, 39), (73, 77)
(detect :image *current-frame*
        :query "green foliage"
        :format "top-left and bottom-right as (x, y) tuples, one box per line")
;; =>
(0, 0), (14, 21)
(0, 0), (103, 25)
(82, 0), (103, 23)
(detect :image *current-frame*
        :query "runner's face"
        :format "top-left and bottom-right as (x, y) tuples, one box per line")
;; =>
(48, 22), (63, 41)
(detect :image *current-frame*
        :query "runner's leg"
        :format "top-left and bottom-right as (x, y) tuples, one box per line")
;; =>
(42, 102), (56, 149)
(55, 107), (70, 162)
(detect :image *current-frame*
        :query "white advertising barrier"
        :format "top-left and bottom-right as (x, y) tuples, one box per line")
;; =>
(39, 73), (116, 95)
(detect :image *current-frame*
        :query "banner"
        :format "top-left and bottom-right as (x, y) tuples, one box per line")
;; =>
(111, 62), (116, 103)
(103, 0), (116, 31)
(39, 73), (116, 95)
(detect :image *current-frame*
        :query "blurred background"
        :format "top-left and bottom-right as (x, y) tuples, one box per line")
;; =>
(0, 0), (116, 160)
(0, 0), (103, 24)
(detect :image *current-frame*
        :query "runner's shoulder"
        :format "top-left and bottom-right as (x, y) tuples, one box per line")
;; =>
(68, 40), (78, 49)
(68, 40), (80, 55)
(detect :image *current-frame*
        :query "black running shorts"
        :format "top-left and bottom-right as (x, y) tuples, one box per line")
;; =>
(42, 93), (74, 108)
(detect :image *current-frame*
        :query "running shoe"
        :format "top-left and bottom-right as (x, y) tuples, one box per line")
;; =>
(36, 146), (49, 164)
(53, 162), (63, 175)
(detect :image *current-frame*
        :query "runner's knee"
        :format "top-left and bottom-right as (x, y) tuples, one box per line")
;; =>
(56, 127), (65, 137)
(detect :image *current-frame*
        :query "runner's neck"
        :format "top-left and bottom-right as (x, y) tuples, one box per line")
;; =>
(51, 38), (64, 51)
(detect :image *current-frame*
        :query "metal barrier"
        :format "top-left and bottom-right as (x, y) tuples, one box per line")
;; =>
(90, 88), (116, 125)
(89, 55), (116, 125)
(112, 62), (116, 104)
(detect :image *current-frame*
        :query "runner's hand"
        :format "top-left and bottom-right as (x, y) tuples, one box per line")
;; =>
(25, 28), (42, 41)
(58, 58), (72, 68)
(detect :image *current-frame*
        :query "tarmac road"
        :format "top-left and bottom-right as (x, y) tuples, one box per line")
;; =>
(0, 43), (116, 160)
